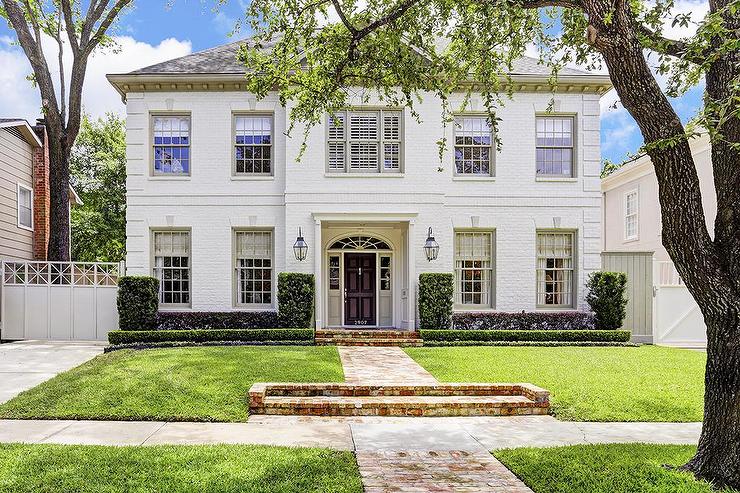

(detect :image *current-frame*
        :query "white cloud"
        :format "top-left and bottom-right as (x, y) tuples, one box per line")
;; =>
(0, 35), (191, 122)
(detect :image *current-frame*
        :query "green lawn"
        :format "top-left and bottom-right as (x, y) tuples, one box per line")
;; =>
(495, 444), (737, 493)
(405, 346), (705, 421)
(0, 443), (361, 493)
(0, 346), (343, 422)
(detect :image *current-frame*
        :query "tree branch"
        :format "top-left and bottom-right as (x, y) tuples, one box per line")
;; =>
(85, 0), (131, 54)
(60, 0), (80, 54)
(331, 0), (358, 34)
(636, 24), (705, 64)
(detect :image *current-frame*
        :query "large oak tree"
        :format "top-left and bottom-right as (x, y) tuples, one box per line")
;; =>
(238, 0), (739, 487)
(1, 0), (132, 260)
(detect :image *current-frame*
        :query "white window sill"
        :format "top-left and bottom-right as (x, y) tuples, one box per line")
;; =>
(535, 307), (578, 312)
(158, 306), (192, 311)
(232, 306), (277, 312)
(535, 176), (578, 182)
(324, 173), (405, 178)
(149, 175), (191, 181)
(623, 237), (639, 243)
(18, 224), (34, 232)
(453, 307), (497, 312)
(231, 175), (275, 181)
(452, 176), (496, 182)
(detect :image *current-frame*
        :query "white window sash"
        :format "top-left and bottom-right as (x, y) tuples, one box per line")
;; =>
(17, 183), (33, 230)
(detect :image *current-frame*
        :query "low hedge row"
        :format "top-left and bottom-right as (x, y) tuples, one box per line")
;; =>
(423, 341), (637, 347)
(108, 328), (313, 345)
(155, 311), (279, 331)
(105, 340), (312, 352)
(420, 329), (631, 343)
(452, 311), (597, 331)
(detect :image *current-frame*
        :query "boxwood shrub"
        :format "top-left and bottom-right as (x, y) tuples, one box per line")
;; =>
(155, 311), (279, 330)
(586, 271), (629, 330)
(117, 276), (159, 331)
(108, 328), (313, 345)
(418, 273), (454, 330)
(277, 273), (315, 328)
(452, 311), (596, 331)
(421, 329), (631, 343)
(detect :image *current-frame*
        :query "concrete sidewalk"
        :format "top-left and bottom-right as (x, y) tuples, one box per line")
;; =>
(0, 415), (702, 451)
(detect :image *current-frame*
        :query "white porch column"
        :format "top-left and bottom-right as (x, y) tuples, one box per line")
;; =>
(314, 219), (323, 330)
(406, 219), (416, 330)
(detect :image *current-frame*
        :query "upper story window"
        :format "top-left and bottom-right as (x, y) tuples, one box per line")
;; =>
(327, 110), (402, 173)
(17, 183), (33, 230)
(152, 230), (191, 306)
(235, 115), (272, 175)
(536, 231), (575, 308)
(454, 231), (495, 308)
(454, 116), (493, 176)
(536, 116), (574, 177)
(624, 190), (639, 240)
(153, 116), (190, 175)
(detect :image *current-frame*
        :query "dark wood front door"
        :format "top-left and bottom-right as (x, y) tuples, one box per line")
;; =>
(344, 253), (376, 326)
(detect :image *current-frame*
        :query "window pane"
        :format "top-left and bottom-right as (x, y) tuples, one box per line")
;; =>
(454, 232), (493, 306)
(236, 231), (273, 305)
(153, 116), (190, 175)
(536, 232), (574, 306)
(454, 116), (492, 175)
(153, 231), (190, 305)
(535, 116), (574, 176)
(234, 115), (272, 175)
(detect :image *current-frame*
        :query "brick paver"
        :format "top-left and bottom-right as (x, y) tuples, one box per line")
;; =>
(357, 450), (533, 493)
(338, 346), (438, 385)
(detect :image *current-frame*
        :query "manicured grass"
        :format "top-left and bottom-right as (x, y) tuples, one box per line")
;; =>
(405, 346), (705, 421)
(495, 444), (737, 493)
(0, 443), (361, 493)
(0, 346), (343, 422)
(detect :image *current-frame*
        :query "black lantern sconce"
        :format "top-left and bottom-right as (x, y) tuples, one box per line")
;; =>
(423, 227), (439, 261)
(293, 227), (309, 261)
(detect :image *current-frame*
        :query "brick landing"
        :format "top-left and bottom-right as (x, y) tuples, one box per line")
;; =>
(316, 329), (423, 347)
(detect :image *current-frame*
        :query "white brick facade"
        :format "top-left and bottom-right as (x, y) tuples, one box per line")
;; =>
(121, 86), (604, 328)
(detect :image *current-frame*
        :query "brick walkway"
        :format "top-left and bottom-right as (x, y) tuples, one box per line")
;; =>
(338, 346), (438, 385)
(338, 346), (533, 492)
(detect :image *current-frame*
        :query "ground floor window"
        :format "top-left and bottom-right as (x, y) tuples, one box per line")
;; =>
(536, 231), (575, 307)
(235, 230), (273, 306)
(152, 230), (191, 306)
(454, 231), (494, 307)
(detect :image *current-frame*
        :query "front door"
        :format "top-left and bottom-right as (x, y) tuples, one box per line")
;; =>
(344, 253), (376, 326)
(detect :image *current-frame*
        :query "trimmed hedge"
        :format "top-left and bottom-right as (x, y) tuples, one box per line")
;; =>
(108, 328), (313, 345)
(117, 276), (159, 331)
(418, 273), (454, 330)
(421, 329), (631, 343)
(452, 311), (596, 331)
(423, 341), (637, 347)
(105, 340), (312, 352)
(155, 311), (279, 330)
(278, 273), (315, 328)
(586, 271), (629, 330)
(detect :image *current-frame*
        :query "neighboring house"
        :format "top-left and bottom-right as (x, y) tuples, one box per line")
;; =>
(601, 134), (716, 262)
(107, 40), (611, 329)
(0, 118), (82, 261)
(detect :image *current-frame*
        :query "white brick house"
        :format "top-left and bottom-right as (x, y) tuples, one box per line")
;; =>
(108, 40), (611, 330)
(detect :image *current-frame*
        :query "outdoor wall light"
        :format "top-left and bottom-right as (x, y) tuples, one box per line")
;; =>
(424, 227), (439, 261)
(293, 227), (309, 261)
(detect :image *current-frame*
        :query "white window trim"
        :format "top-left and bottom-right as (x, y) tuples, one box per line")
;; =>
(535, 114), (577, 178)
(232, 113), (274, 177)
(624, 189), (639, 241)
(536, 230), (577, 310)
(326, 109), (404, 174)
(150, 113), (192, 178)
(16, 182), (33, 231)
(233, 229), (275, 310)
(453, 115), (495, 177)
(453, 230), (496, 309)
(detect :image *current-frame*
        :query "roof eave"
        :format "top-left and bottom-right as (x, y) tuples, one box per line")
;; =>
(0, 120), (43, 147)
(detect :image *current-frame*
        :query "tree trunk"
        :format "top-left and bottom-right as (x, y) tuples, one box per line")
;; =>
(47, 132), (71, 261)
(683, 309), (740, 489)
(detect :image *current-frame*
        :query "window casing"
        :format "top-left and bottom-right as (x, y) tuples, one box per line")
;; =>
(17, 183), (33, 230)
(454, 231), (495, 307)
(454, 116), (493, 176)
(624, 190), (639, 240)
(536, 116), (575, 177)
(234, 231), (273, 307)
(536, 232), (575, 308)
(327, 110), (402, 173)
(234, 115), (273, 175)
(152, 231), (191, 306)
(152, 115), (190, 175)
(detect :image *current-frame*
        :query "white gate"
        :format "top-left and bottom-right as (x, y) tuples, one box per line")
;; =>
(653, 261), (707, 348)
(1, 260), (122, 341)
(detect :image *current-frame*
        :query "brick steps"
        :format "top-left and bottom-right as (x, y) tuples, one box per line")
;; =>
(249, 383), (550, 417)
(315, 329), (422, 347)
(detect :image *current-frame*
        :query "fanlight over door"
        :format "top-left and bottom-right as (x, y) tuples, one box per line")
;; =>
(330, 236), (390, 250)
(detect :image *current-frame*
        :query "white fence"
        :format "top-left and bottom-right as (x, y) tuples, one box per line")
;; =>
(653, 260), (707, 348)
(1, 260), (122, 341)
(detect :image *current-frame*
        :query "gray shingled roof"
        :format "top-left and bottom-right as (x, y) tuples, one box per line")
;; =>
(129, 37), (594, 77)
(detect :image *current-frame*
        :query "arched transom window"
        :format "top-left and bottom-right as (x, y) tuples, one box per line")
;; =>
(330, 236), (391, 250)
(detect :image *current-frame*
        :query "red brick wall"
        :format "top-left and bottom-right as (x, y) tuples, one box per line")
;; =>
(32, 124), (50, 260)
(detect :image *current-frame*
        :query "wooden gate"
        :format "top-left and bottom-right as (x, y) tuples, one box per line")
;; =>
(601, 251), (654, 343)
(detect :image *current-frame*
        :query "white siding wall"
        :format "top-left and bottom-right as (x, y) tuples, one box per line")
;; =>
(125, 89), (602, 316)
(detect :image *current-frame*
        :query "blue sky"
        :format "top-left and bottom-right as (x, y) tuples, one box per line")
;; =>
(0, 0), (706, 164)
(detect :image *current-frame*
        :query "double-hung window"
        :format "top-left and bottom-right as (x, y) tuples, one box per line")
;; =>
(536, 231), (575, 308)
(234, 115), (272, 175)
(327, 109), (402, 173)
(624, 190), (639, 240)
(454, 116), (493, 176)
(17, 183), (33, 230)
(536, 116), (574, 177)
(454, 231), (495, 307)
(153, 231), (191, 306)
(235, 231), (273, 306)
(153, 115), (190, 175)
